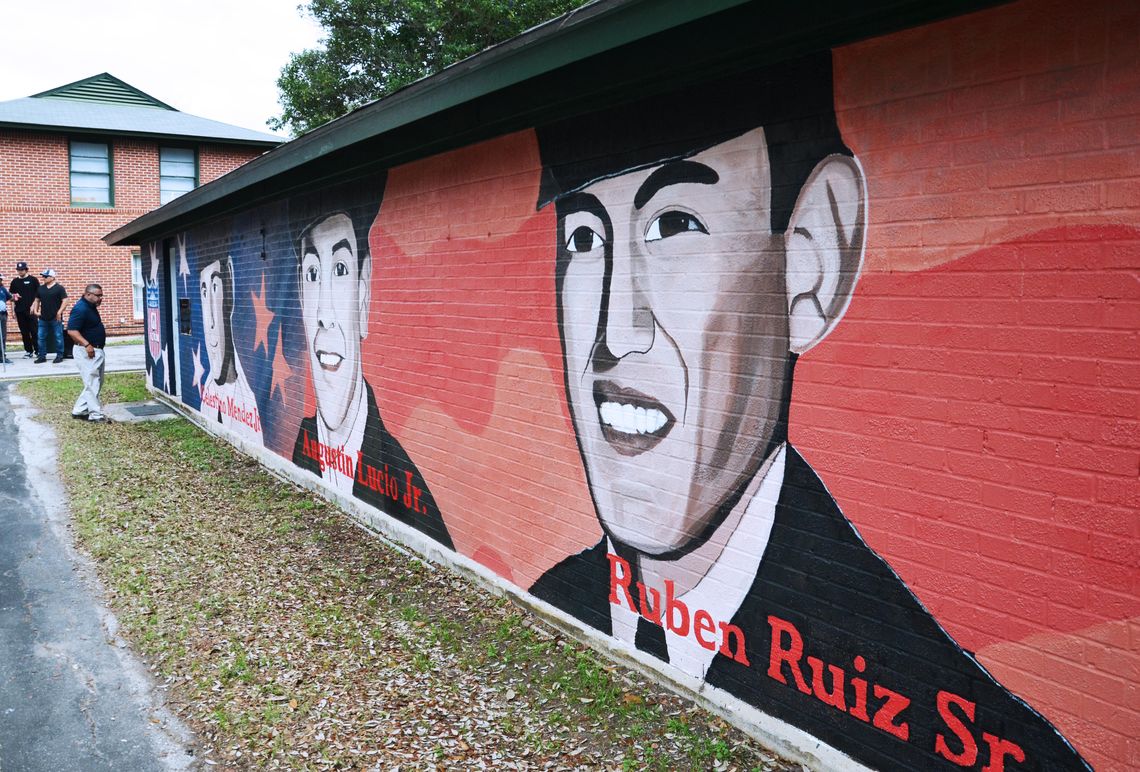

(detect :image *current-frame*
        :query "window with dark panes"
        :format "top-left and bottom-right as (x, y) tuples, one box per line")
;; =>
(70, 140), (112, 206)
(160, 147), (197, 204)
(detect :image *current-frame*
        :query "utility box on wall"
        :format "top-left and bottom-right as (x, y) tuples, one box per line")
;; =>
(109, 1), (1137, 769)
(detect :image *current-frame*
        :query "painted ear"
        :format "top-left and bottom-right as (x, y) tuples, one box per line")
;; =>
(784, 154), (867, 354)
(358, 253), (372, 340)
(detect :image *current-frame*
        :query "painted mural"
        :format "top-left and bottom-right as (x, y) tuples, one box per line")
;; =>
(142, 1), (1136, 769)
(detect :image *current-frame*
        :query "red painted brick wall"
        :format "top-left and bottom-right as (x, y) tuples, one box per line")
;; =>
(0, 130), (265, 338)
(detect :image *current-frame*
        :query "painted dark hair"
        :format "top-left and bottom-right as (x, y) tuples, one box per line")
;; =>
(291, 173), (387, 270)
(535, 50), (850, 235)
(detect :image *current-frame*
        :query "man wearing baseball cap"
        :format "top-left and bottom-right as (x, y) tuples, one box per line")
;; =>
(9, 262), (39, 358)
(31, 268), (67, 364)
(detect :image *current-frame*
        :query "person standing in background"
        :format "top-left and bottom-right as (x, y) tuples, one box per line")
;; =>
(32, 268), (67, 364)
(0, 276), (12, 364)
(9, 261), (39, 358)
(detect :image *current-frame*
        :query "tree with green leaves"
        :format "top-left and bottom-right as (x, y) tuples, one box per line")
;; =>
(271, 0), (586, 136)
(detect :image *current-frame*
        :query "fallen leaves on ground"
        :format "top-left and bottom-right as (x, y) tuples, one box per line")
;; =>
(22, 374), (801, 771)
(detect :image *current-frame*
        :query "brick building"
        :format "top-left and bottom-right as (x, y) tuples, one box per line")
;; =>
(0, 73), (280, 343)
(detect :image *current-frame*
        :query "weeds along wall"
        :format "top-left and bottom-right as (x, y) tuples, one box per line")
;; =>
(141, 1), (1137, 769)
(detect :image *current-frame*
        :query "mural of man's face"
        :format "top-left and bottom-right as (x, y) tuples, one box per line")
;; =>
(199, 259), (227, 379)
(300, 213), (372, 433)
(558, 128), (791, 556)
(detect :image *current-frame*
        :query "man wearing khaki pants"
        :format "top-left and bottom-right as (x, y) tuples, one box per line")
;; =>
(66, 284), (108, 423)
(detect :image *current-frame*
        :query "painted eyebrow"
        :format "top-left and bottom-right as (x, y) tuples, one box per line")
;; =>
(633, 160), (720, 210)
(301, 238), (353, 259)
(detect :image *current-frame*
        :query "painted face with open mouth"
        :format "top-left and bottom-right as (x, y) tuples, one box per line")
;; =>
(300, 212), (372, 434)
(557, 129), (792, 556)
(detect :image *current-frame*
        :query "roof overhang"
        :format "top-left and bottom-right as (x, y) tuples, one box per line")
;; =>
(0, 121), (281, 148)
(106, 0), (1008, 246)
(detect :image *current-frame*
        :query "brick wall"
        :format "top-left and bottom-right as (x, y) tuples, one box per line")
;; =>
(0, 130), (265, 338)
(141, 0), (1137, 769)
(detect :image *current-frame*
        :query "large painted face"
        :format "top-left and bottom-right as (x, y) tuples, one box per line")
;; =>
(300, 213), (369, 433)
(199, 259), (227, 379)
(557, 128), (791, 556)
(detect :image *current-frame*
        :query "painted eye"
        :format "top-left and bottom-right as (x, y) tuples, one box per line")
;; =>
(304, 265), (319, 282)
(565, 225), (605, 253)
(333, 260), (349, 277)
(646, 211), (707, 242)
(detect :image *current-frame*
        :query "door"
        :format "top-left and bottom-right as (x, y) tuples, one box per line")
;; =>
(162, 239), (180, 396)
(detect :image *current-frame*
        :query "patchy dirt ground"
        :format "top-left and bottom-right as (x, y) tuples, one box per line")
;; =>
(23, 374), (803, 771)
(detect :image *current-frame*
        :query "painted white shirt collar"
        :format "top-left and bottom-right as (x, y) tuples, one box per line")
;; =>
(608, 443), (787, 680)
(315, 375), (368, 498)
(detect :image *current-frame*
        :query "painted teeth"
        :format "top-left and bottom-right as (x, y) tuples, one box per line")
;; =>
(599, 401), (667, 435)
(318, 352), (342, 366)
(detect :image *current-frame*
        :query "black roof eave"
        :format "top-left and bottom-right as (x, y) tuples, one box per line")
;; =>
(0, 120), (281, 148)
(106, 0), (1008, 246)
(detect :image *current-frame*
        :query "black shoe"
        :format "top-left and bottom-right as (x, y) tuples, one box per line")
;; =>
(22, 352), (33, 359)
(2, 359), (11, 365)
(72, 412), (89, 420)
(87, 416), (111, 424)
(52, 356), (63, 363)
(34, 357), (46, 364)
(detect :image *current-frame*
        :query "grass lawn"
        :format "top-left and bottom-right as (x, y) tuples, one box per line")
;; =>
(19, 372), (796, 770)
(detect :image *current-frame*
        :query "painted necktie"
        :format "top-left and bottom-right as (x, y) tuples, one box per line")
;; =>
(635, 615), (669, 662)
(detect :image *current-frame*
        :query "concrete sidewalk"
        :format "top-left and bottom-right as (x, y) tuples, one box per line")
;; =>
(0, 341), (145, 382)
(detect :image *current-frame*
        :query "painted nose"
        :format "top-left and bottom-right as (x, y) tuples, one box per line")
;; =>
(316, 277), (337, 330)
(603, 241), (654, 359)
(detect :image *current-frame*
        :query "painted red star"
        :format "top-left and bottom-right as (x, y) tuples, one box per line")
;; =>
(269, 325), (293, 402)
(250, 273), (273, 355)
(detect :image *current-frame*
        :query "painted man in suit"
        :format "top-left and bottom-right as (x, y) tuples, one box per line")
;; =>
(530, 54), (1087, 770)
(291, 179), (453, 549)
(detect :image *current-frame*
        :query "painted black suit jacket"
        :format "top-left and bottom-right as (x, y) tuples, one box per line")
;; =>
(292, 380), (453, 550)
(531, 447), (1087, 770)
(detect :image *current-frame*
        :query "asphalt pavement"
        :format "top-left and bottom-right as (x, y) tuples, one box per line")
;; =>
(0, 380), (193, 770)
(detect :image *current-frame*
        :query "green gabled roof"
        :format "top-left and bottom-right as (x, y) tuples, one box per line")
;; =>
(31, 73), (175, 110)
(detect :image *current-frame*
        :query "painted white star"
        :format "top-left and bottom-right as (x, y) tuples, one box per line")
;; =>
(148, 243), (160, 285)
(177, 233), (190, 289)
(159, 343), (170, 393)
(191, 343), (206, 395)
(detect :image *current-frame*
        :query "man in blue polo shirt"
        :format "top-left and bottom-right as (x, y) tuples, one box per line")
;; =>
(66, 283), (108, 423)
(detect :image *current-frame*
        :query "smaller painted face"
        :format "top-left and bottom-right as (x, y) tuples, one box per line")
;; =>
(199, 260), (227, 378)
(558, 128), (791, 556)
(300, 213), (370, 433)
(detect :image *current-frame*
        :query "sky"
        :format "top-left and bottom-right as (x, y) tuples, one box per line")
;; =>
(0, 0), (326, 137)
